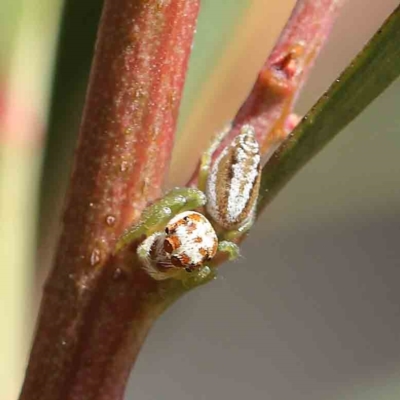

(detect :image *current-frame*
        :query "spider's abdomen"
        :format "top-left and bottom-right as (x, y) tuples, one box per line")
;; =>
(206, 125), (261, 230)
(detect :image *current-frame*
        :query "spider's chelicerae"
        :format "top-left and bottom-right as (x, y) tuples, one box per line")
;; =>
(115, 124), (261, 282)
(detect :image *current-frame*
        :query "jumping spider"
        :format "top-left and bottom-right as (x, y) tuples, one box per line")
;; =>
(115, 124), (261, 282)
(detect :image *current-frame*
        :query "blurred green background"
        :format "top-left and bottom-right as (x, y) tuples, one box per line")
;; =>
(1, 1), (399, 399)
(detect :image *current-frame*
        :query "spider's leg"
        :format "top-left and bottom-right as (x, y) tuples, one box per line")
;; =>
(115, 187), (207, 253)
(217, 240), (240, 261)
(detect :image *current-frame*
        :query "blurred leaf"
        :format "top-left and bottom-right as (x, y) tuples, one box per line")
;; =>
(178, 1), (250, 127)
(258, 4), (400, 211)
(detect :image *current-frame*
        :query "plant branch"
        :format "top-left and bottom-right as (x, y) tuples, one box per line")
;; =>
(188, 0), (345, 186)
(19, 1), (200, 400)
(258, 3), (400, 212)
(232, 0), (345, 157)
(19, 1), (399, 399)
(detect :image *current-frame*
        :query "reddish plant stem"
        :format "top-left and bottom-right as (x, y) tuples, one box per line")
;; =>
(19, 1), (200, 400)
(235, 0), (345, 156)
(189, 0), (345, 188)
